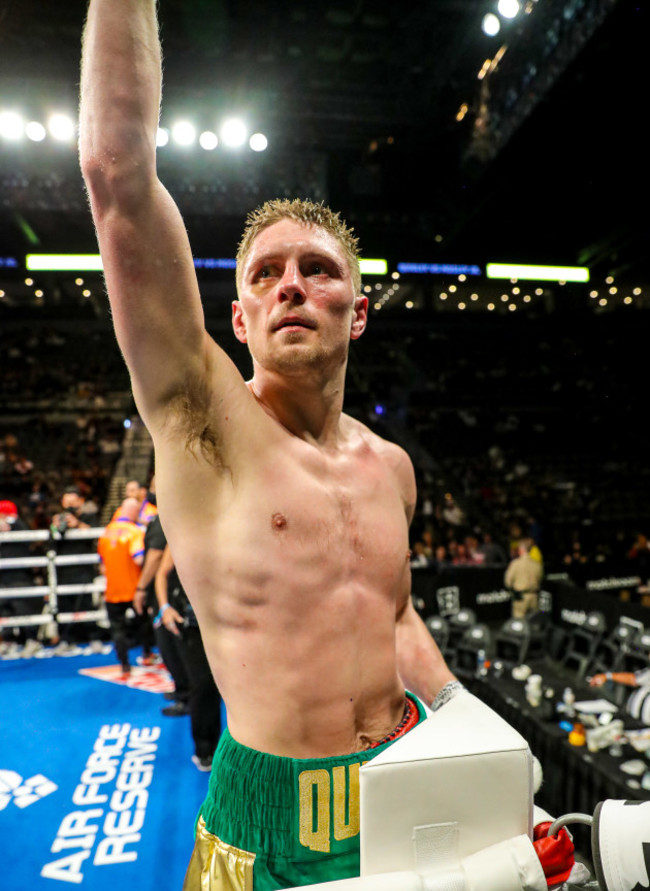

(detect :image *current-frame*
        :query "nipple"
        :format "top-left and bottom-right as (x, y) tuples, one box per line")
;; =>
(271, 512), (288, 531)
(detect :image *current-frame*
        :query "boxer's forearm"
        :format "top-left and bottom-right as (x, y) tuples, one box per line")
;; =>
(396, 600), (456, 704)
(80, 0), (161, 192)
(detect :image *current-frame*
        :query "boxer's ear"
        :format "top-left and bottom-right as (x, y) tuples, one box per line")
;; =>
(232, 301), (248, 343)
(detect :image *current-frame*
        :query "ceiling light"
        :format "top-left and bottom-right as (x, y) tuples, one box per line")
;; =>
(48, 113), (75, 142)
(199, 130), (218, 150)
(0, 110), (25, 140)
(249, 132), (268, 152)
(482, 13), (501, 36)
(221, 118), (247, 148)
(498, 0), (520, 19)
(25, 121), (46, 142)
(172, 121), (196, 146)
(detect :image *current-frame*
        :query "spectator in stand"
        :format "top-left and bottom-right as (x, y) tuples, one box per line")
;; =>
(409, 541), (430, 568)
(474, 531), (507, 565)
(505, 539), (543, 619)
(452, 541), (471, 565)
(12, 454), (34, 494)
(50, 486), (101, 647)
(433, 544), (449, 569)
(562, 536), (588, 567)
(97, 497), (153, 675)
(627, 533), (650, 576)
(442, 493), (465, 528)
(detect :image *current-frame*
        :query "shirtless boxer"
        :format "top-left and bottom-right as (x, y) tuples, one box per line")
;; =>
(79, 3), (455, 887)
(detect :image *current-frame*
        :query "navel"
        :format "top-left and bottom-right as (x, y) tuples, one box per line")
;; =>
(271, 512), (288, 532)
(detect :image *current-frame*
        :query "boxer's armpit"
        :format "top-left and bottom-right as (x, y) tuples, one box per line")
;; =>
(162, 371), (227, 469)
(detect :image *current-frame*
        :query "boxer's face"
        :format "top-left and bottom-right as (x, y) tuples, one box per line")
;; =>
(232, 219), (367, 376)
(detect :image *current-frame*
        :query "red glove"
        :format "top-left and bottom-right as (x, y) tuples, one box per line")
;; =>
(532, 821), (576, 887)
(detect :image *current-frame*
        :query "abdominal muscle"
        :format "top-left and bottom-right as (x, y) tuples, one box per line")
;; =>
(177, 534), (408, 759)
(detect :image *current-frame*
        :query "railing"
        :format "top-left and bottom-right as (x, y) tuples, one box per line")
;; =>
(0, 527), (107, 631)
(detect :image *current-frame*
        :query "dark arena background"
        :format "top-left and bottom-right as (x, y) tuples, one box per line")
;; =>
(1, 1), (649, 889)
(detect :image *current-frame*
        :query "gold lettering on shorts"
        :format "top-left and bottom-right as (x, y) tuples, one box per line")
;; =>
(299, 769), (330, 853)
(333, 763), (360, 841)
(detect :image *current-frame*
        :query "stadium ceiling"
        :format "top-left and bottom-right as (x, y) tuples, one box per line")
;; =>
(0, 0), (647, 285)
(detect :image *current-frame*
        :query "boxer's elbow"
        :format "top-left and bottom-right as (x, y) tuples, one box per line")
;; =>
(80, 124), (157, 220)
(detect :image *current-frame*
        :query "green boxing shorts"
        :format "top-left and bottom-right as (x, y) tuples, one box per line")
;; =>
(183, 693), (427, 890)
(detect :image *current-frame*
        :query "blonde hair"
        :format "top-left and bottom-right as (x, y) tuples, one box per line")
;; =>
(236, 198), (361, 295)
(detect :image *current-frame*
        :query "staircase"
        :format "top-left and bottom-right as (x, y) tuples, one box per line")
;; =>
(101, 417), (154, 523)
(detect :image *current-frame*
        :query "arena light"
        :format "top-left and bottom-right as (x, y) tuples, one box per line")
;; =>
(193, 258), (237, 270)
(27, 254), (104, 272)
(0, 110), (24, 141)
(249, 132), (268, 152)
(199, 130), (218, 151)
(486, 263), (589, 283)
(221, 118), (247, 148)
(156, 127), (169, 147)
(482, 13), (501, 36)
(171, 121), (196, 146)
(25, 121), (47, 142)
(359, 259), (388, 275)
(397, 262), (482, 276)
(497, 0), (520, 19)
(28, 254), (245, 272)
(48, 113), (76, 142)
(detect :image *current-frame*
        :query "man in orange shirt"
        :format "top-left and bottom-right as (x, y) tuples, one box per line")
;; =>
(97, 497), (148, 674)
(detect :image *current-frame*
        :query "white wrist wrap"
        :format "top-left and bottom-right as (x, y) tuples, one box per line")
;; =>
(430, 679), (465, 712)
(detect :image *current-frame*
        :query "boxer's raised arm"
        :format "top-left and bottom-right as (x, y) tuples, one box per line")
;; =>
(79, 1), (239, 432)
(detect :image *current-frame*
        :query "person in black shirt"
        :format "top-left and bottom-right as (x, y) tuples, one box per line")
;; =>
(134, 513), (190, 705)
(155, 544), (222, 771)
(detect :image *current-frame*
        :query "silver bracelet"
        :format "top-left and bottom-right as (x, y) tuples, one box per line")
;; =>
(431, 680), (465, 712)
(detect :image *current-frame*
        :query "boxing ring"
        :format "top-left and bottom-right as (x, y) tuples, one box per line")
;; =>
(0, 526), (108, 640)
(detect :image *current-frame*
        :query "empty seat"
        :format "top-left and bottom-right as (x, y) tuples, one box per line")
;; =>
(446, 608), (477, 656)
(494, 617), (531, 666)
(455, 623), (492, 678)
(561, 611), (607, 679)
(623, 628), (650, 674)
(589, 619), (640, 676)
(425, 614), (449, 653)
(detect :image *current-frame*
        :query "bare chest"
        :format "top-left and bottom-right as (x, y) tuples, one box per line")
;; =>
(235, 448), (409, 574)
